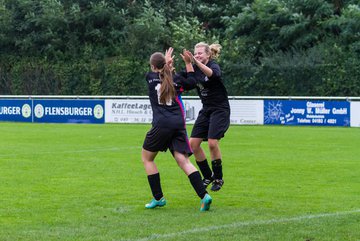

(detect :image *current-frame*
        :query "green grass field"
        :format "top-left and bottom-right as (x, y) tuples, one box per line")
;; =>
(0, 123), (359, 241)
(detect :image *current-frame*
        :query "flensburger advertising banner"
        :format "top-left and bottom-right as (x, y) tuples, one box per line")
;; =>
(0, 100), (32, 122)
(264, 100), (350, 126)
(33, 99), (104, 123)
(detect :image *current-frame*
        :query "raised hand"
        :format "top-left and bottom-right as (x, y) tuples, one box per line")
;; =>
(165, 47), (174, 66)
(180, 49), (195, 73)
(180, 49), (193, 64)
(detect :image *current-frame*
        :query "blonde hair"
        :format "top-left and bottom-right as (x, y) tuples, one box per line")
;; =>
(149, 52), (176, 105)
(195, 42), (222, 60)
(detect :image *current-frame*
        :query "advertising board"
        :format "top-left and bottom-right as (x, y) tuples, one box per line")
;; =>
(33, 99), (104, 123)
(264, 100), (350, 126)
(0, 99), (32, 122)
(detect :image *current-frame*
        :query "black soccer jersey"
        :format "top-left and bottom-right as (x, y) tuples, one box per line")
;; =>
(180, 60), (230, 110)
(145, 71), (196, 129)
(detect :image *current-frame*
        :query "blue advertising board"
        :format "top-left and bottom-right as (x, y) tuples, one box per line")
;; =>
(33, 99), (104, 123)
(264, 100), (350, 126)
(0, 99), (32, 122)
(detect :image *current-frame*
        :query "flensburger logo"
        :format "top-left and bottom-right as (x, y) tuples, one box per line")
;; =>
(34, 104), (45, 118)
(34, 103), (104, 119)
(93, 104), (104, 119)
(0, 104), (31, 117)
(22, 104), (31, 118)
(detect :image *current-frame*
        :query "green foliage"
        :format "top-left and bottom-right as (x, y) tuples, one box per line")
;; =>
(169, 15), (208, 71)
(124, 0), (168, 57)
(0, 0), (359, 96)
(169, 16), (206, 51)
(221, 0), (360, 96)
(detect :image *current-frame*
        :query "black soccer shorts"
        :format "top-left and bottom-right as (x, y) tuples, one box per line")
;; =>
(191, 107), (230, 140)
(143, 126), (192, 156)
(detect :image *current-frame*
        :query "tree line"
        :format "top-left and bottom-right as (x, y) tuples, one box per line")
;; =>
(0, 0), (359, 96)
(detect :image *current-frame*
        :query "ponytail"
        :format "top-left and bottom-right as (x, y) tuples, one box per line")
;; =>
(159, 63), (176, 105)
(150, 52), (176, 105)
(209, 43), (221, 60)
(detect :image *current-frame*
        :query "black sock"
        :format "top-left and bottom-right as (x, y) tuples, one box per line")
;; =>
(212, 159), (223, 180)
(147, 173), (163, 201)
(196, 159), (213, 179)
(188, 171), (207, 199)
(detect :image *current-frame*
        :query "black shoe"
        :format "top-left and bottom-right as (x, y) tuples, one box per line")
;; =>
(211, 179), (224, 191)
(203, 174), (214, 188)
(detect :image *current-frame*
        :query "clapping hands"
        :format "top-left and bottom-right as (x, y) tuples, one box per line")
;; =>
(180, 49), (193, 64)
(164, 47), (194, 73)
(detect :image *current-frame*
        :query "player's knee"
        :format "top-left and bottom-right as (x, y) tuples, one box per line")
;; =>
(208, 139), (219, 152)
(142, 158), (150, 165)
(190, 140), (200, 151)
(141, 154), (154, 164)
(176, 158), (187, 169)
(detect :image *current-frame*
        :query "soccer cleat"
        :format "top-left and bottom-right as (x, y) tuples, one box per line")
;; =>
(203, 174), (214, 188)
(211, 179), (224, 192)
(200, 193), (212, 211)
(145, 197), (166, 209)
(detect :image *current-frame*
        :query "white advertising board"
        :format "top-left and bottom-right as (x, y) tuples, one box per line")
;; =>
(350, 101), (360, 127)
(105, 99), (152, 123)
(105, 98), (263, 125)
(229, 99), (264, 125)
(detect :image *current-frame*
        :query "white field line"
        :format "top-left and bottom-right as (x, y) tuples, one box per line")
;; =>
(132, 209), (360, 241)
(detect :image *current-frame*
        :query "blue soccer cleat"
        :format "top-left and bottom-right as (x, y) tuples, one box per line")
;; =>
(200, 193), (212, 211)
(145, 197), (166, 209)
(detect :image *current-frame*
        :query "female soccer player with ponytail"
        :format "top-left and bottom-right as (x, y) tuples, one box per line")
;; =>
(180, 42), (230, 192)
(142, 48), (212, 211)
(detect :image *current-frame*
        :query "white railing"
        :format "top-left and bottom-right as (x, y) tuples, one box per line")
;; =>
(1, 95), (360, 100)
